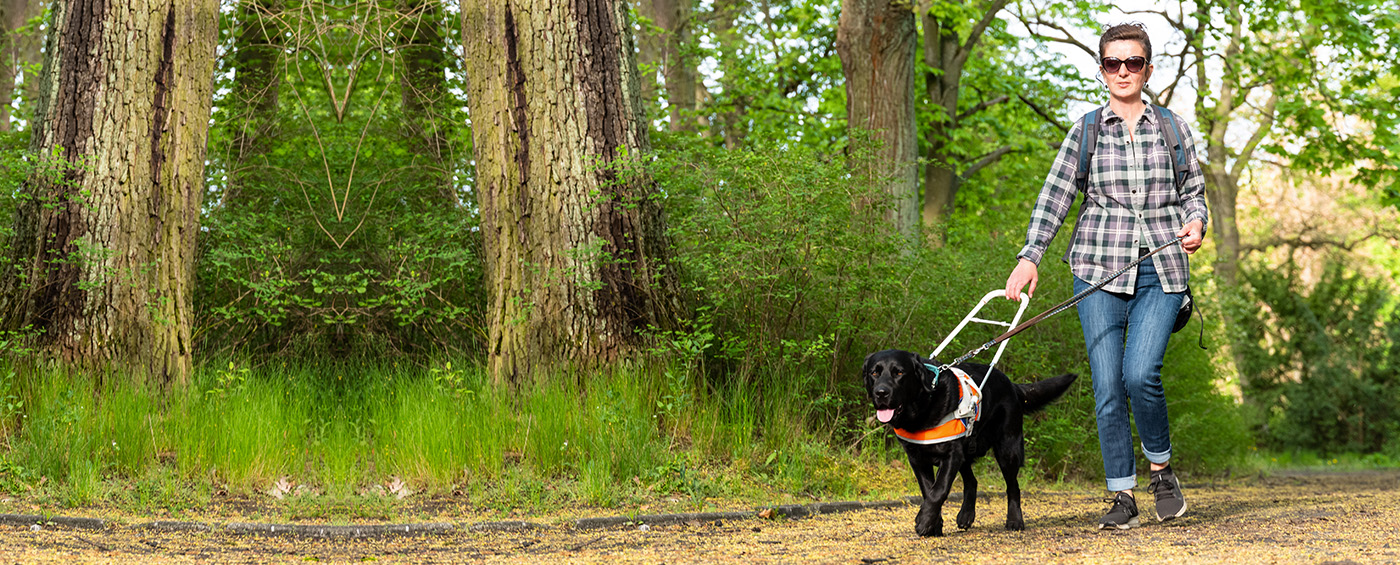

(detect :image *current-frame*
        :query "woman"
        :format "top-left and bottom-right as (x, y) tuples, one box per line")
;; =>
(1003, 23), (1207, 530)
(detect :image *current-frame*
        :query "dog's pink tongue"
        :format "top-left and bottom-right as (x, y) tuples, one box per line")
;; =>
(876, 409), (895, 423)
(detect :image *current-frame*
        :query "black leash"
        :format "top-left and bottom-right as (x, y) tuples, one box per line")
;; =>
(932, 237), (1186, 375)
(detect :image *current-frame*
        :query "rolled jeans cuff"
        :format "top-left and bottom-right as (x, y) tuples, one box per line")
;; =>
(1106, 475), (1137, 492)
(1143, 445), (1172, 465)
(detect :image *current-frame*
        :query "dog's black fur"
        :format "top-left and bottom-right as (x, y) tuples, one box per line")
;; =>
(863, 349), (1077, 537)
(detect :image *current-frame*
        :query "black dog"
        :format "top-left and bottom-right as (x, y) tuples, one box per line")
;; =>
(863, 349), (1077, 536)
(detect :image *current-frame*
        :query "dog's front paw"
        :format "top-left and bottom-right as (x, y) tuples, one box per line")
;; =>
(1004, 517), (1025, 531)
(915, 509), (944, 537)
(956, 508), (975, 530)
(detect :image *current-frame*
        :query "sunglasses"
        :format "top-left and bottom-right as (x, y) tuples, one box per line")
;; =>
(1101, 56), (1148, 74)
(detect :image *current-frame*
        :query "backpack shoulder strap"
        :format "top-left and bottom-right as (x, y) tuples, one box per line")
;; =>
(1063, 108), (1100, 262)
(1074, 109), (1099, 193)
(1153, 105), (1189, 189)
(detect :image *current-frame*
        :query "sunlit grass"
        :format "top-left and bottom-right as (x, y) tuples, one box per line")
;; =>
(0, 356), (911, 514)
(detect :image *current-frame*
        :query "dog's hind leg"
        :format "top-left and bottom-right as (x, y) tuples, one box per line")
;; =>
(955, 459), (977, 530)
(994, 437), (1026, 531)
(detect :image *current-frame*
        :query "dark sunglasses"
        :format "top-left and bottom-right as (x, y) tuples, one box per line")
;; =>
(1101, 56), (1148, 74)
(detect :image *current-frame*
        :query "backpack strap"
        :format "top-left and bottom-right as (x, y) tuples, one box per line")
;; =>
(1062, 108), (1099, 262)
(1152, 105), (1189, 190)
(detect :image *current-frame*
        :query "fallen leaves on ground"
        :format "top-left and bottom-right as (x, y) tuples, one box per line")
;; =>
(0, 470), (1396, 564)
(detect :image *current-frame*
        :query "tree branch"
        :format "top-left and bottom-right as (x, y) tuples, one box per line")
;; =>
(1016, 11), (1096, 59)
(1230, 90), (1277, 180)
(958, 94), (1009, 121)
(1241, 230), (1394, 255)
(962, 145), (1017, 179)
(950, 0), (1012, 74)
(1017, 93), (1069, 133)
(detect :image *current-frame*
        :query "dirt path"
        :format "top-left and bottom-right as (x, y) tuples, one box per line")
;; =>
(2, 470), (1397, 564)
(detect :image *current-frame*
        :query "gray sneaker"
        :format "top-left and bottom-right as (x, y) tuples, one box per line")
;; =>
(1097, 492), (1140, 530)
(1149, 465), (1187, 521)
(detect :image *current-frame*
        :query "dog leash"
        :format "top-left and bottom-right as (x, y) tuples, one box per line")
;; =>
(930, 237), (1185, 376)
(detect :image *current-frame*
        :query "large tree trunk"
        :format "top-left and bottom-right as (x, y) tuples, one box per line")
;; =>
(634, 0), (696, 131)
(0, 0), (43, 131)
(837, 0), (919, 240)
(920, 9), (960, 238)
(919, 0), (1009, 245)
(0, 0), (218, 385)
(462, 0), (679, 384)
(1191, 0), (1271, 286)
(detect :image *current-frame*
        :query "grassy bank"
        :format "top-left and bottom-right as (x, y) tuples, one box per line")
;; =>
(0, 358), (917, 517)
(0, 333), (1252, 520)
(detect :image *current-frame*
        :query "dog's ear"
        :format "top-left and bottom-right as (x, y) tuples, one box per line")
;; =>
(862, 352), (877, 388)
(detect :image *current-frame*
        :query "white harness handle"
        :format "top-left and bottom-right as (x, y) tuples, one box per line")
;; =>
(930, 289), (1030, 377)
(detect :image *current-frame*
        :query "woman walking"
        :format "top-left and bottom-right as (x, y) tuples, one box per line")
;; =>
(1003, 23), (1207, 530)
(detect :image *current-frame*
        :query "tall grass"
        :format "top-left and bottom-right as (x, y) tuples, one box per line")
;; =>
(0, 356), (916, 510)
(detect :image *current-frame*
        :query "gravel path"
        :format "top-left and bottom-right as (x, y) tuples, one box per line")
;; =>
(1, 470), (1396, 563)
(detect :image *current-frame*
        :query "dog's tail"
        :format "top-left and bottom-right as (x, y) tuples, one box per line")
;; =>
(1016, 373), (1078, 413)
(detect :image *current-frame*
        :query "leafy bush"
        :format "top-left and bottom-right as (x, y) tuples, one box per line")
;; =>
(1236, 259), (1400, 454)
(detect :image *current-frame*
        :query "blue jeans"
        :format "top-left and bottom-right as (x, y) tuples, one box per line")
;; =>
(1073, 256), (1183, 492)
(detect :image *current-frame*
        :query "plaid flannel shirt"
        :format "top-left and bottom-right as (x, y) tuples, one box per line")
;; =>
(1017, 104), (1209, 295)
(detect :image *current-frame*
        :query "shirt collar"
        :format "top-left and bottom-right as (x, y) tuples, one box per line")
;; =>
(1101, 101), (1157, 125)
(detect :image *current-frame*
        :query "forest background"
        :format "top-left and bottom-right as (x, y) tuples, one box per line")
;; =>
(0, 0), (1397, 515)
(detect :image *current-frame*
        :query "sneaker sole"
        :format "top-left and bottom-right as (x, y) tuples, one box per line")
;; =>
(1097, 516), (1140, 530)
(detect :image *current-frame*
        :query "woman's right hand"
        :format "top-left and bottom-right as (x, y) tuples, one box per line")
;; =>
(1005, 259), (1038, 302)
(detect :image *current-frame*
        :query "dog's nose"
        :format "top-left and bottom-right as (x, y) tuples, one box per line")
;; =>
(873, 385), (891, 400)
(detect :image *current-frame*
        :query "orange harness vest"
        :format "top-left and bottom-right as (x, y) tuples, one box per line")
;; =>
(892, 366), (984, 445)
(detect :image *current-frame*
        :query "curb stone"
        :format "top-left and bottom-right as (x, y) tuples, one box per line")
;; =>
(0, 513), (106, 530)
(468, 520), (546, 532)
(575, 510), (754, 530)
(132, 521), (214, 532)
(225, 522), (455, 538)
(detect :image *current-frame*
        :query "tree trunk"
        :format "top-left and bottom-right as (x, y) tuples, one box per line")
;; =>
(0, 0), (219, 385)
(709, 0), (746, 148)
(224, 0), (281, 207)
(919, 0), (1009, 245)
(632, 0), (660, 118)
(398, 0), (456, 205)
(1203, 152), (1242, 284)
(0, 0), (42, 131)
(920, 8), (960, 241)
(634, 0), (696, 131)
(837, 0), (919, 240)
(462, 0), (680, 384)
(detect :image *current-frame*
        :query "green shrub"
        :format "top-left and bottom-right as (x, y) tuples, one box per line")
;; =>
(1236, 259), (1399, 454)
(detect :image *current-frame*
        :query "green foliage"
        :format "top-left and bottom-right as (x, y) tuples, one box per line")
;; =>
(653, 138), (1246, 481)
(197, 2), (483, 358)
(1235, 258), (1400, 454)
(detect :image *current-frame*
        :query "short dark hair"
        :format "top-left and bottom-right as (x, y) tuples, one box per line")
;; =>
(1098, 23), (1152, 62)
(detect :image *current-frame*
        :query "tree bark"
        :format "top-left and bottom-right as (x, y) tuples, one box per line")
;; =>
(837, 0), (919, 240)
(398, 0), (456, 205)
(634, 0), (696, 131)
(462, 0), (680, 384)
(0, 0), (219, 385)
(0, 0), (43, 131)
(919, 0), (1009, 244)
